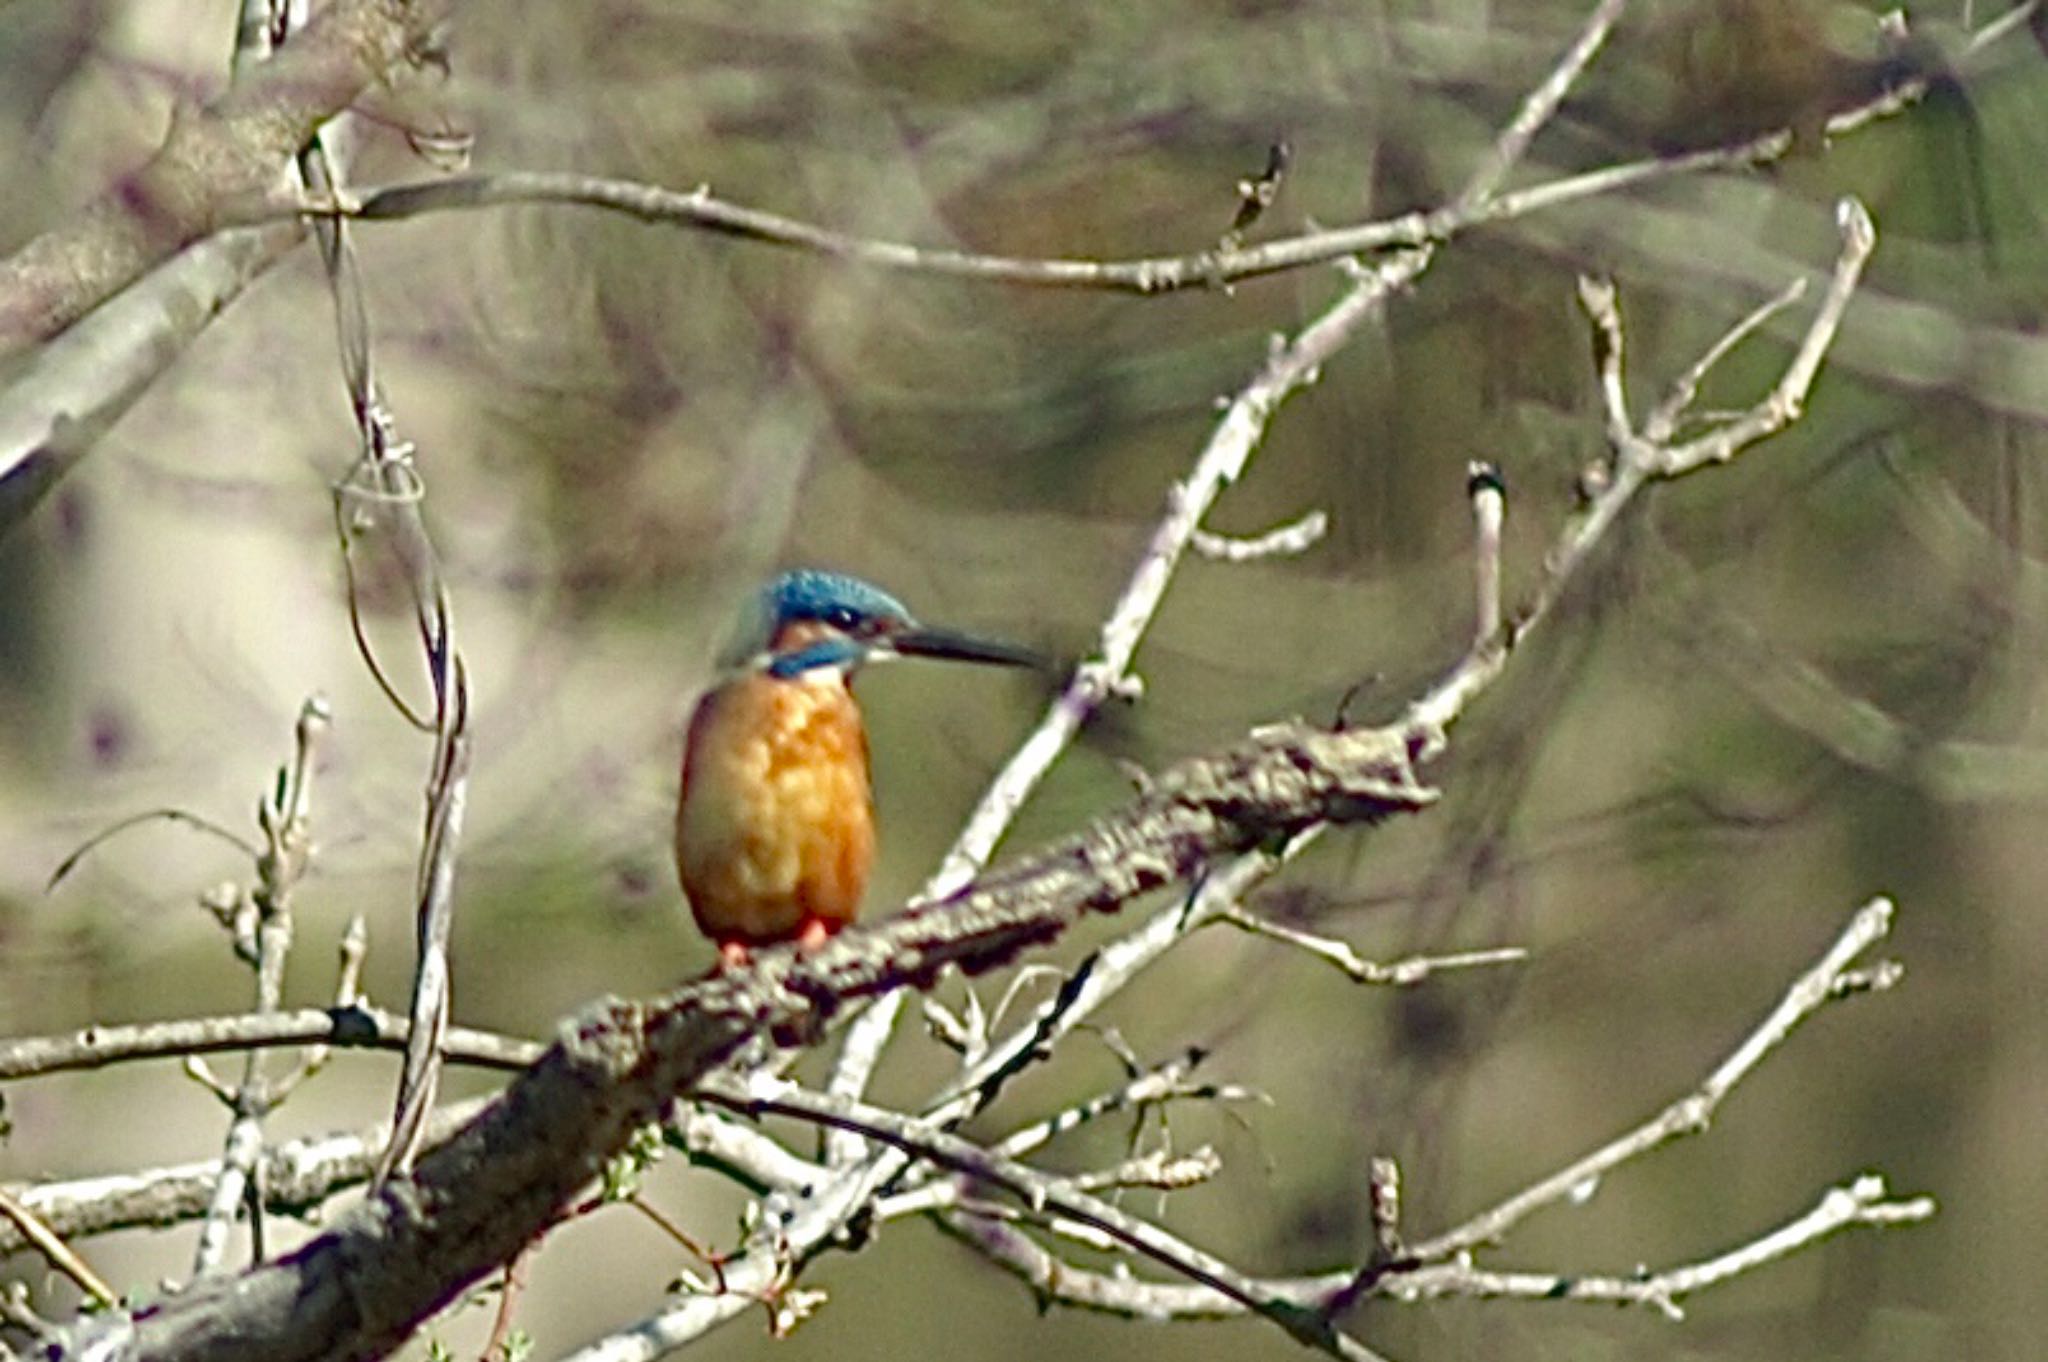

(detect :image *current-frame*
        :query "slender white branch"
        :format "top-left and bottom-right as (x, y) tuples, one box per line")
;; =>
(1402, 899), (1902, 1265)
(1216, 905), (1526, 985)
(1190, 510), (1330, 562)
(945, 1171), (1932, 1325)
(1382, 1174), (1933, 1315)
(1466, 464), (1505, 648)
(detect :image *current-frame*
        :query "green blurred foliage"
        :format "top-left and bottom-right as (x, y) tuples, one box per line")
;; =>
(2, 1), (2046, 1360)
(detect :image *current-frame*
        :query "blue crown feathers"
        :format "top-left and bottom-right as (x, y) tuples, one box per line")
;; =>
(718, 570), (917, 672)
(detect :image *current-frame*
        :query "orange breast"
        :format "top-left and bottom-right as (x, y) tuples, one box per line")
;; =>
(674, 671), (875, 947)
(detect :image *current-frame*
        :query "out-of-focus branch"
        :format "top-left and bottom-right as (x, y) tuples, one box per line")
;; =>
(315, 130), (1777, 296)
(0, 0), (452, 541)
(293, 1), (2040, 306)
(0, 0), (447, 360)
(1649, 451), (2048, 801)
(0, 225), (297, 540)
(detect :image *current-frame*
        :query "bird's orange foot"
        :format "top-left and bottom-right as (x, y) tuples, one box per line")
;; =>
(796, 917), (833, 950)
(717, 940), (752, 971)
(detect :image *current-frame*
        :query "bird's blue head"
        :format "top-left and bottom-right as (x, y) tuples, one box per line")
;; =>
(720, 569), (1040, 680)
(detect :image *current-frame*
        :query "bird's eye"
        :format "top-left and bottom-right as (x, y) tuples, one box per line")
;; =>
(825, 605), (861, 632)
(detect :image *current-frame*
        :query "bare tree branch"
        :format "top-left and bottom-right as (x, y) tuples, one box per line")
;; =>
(931, 900), (1928, 1328)
(2, 0), (2023, 547)
(273, 0), (2038, 314)
(2, 1101), (491, 1256)
(1377, 1175), (1933, 1314)
(0, 226), (296, 539)
(0, 1005), (537, 1083)
(1405, 197), (1876, 737)
(697, 1073), (1392, 1362)
(188, 697), (329, 1280)
(1215, 905), (1527, 984)
(102, 713), (1434, 1361)
(0, 1189), (118, 1308)
(309, 132), (1782, 297)
(0, 0), (447, 360)
(564, 6), (1897, 1358)
(4, 1), (1945, 1356)
(1386, 899), (1907, 1272)
(55, 164), (1881, 1362)
(945, 1173), (1931, 1324)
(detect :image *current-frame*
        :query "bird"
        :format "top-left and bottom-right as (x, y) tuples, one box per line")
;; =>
(675, 569), (1040, 969)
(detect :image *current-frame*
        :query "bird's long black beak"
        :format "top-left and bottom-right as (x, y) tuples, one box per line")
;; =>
(886, 626), (1047, 670)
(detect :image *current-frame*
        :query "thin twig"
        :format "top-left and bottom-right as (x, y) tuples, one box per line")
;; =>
(1216, 905), (1527, 985)
(290, 118), (480, 1188)
(0, 1189), (119, 1307)
(273, 914), (371, 1101)
(1368, 1157), (1403, 1263)
(1400, 900), (1903, 1268)
(1642, 278), (1807, 442)
(45, 809), (261, 892)
(307, 118), (1788, 306)
(479, 1246), (531, 1362)
(944, 1170), (1930, 1325)
(939, 900), (1924, 1328)
(1379, 1174), (1933, 1315)
(1404, 196), (1876, 739)
(1454, 0), (1628, 211)
(1189, 510), (1330, 562)
(191, 696), (328, 1281)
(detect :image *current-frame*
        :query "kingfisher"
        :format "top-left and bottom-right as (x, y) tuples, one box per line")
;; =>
(676, 569), (1040, 968)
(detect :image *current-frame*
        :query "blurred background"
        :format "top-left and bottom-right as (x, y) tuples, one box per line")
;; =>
(2, 1), (2046, 1359)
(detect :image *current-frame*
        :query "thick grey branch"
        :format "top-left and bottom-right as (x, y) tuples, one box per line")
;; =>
(0, 0), (447, 359)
